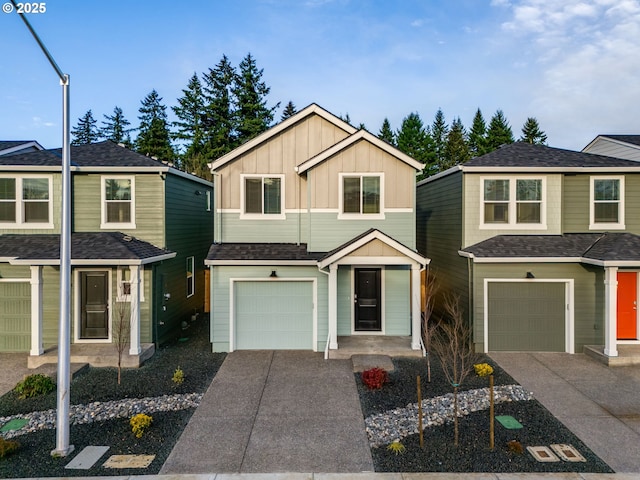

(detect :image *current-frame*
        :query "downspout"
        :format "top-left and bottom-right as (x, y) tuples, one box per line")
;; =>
(317, 266), (331, 359)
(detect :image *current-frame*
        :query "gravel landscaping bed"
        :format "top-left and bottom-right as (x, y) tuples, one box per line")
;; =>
(0, 318), (225, 478)
(356, 356), (613, 474)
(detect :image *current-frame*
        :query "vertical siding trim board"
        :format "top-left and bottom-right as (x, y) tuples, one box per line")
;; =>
(228, 277), (318, 352)
(483, 278), (574, 353)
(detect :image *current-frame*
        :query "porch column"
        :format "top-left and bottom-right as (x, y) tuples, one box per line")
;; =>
(604, 266), (618, 357)
(29, 266), (44, 356)
(129, 265), (141, 355)
(328, 264), (338, 349)
(411, 264), (422, 350)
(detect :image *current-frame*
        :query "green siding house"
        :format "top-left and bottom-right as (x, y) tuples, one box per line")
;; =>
(417, 142), (640, 362)
(0, 141), (213, 366)
(206, 104), (429, 356)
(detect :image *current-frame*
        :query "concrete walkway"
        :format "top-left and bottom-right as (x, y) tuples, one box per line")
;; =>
(161, 351), (374, 474)
(490, 352), (640, 473)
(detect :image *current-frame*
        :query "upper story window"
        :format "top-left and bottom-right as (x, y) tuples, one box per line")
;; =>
(339, 173), (384, 219)
(0, 175), (53, 228)
(101, 176), (135, 229)
(481, 177), (545, 228)
(590, 176), (625, 230)
(240, 175), (285, 219)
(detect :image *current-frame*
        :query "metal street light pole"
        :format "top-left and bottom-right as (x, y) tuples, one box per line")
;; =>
(11, 0), (74, 456)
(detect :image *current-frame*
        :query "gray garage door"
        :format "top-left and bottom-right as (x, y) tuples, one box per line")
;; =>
(235, 281), (313, 350)
(0, 282), (31, 352)
(488, 282), (566, 352)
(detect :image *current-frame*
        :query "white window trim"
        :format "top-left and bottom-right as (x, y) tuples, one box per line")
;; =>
(116, 266), (145, 302)
(186, 256), (195, 298)
(0, 174), (54, 229)
(338, 172), (385, 220)
(100, 175), (136, 229)
(239, 174), (286, 220)
(479, 176), (547, 230)
(590, 175), (625, 230)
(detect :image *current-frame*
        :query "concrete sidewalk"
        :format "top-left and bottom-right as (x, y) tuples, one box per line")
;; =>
(490, 352), (640, 473)
(161, 350), (374, 474)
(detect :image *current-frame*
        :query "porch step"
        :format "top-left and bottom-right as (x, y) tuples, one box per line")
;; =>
(27, 343), (155, 369)
(584, 344), (640, 366)
(328, 335), (424, 360)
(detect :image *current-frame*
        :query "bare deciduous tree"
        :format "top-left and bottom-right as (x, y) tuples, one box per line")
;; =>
(113, 296), (131, 385)
(428, 293), (479, 446)
(421, 269), (438, 382)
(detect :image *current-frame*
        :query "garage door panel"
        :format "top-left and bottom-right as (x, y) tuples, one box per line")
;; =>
(488, 282), (565, 352)
(235, 281), (313, 350)
(0, 283), (31, 352)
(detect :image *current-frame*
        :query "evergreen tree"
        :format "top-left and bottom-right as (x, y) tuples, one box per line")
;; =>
(232, 53), (279, 144)
(378, 118), (395, 146)
(280, 101), (297, 121)
(135, 89), (175, 161)
(172, 73), (206, 164)
(443, 117), (470, 170)
(396, 112), (435, 179)
(339, 113), (352, 125)
(431, 108), (449, 172)
(520, 117), (548, 145)
(71, 109), (100, 145)
(468, 108), (488, 157)
(101, 106), (133, 147)
(486, 109), (514, 152)
(202, 55), (237, 159)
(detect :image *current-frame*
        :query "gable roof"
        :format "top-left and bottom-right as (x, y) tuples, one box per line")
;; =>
(296, 129), (424, 174)
(0, 140), (44, 156)
(318, 228), (428, 269)
(460, 233), (640, 266)
(0, 141), (212, 185)
(584, 135), (640, 150)
(210, 103), (357, 171)
(0, 232), (175, 266)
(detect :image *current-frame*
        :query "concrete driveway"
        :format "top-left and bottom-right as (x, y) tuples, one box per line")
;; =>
(161, 350), (374, 474)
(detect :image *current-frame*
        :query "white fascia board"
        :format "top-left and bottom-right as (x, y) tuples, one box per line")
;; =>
(584, 135), (640, 153)
(8, 252), (176, 266)
(580, 258), (640, 267)
(0, 141), (44, 155)
(581, 135), (603, 152)
(461, 166), (640, 173)
(297, 130), (423, 174)
(205, 259), (319, 266)
(417, 165), (462, 186)
(318, 230), (428, 269)
(210, 103), (357, 172)
(72, 166), (169, 174)
(0, 166), (61, 172)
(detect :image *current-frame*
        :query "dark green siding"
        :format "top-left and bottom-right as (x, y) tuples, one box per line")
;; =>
(416, 171), (469, 316)
(157, 174), (214, 343)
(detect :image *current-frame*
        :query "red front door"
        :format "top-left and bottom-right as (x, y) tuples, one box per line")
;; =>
(617, 272), (638, 340)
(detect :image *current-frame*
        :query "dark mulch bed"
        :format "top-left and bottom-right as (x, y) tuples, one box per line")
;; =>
(357, 355), (613, 474)
(0, 318), (225, 478)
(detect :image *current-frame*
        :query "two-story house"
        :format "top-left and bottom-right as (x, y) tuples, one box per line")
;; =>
(206, 104), (429, 356)
(0, 141), (213, 367)
(417, 141), (640, 363)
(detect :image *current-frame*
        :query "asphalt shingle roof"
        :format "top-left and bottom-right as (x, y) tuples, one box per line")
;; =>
(601, 135), (640, 147)
(0, 141), (169, 168)
(0, 232), (174, 262)
(465, 141), (640, 168)
(462, 233), (640, 262)
(207, 243), (325, 262)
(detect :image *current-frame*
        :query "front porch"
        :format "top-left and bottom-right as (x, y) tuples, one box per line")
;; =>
(584, 344), (640, 366)
(27, 342), (155, 369)
(328, 335), (424, 359)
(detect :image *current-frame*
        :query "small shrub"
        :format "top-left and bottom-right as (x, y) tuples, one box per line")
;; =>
(387, 440), (406, 455)
(507, 439), (524, 455)
(0, 438), (20, 458)
(172, 367), (184, 385)
(474, 363), (494, 377)
(130, 413), (153, 438)
(14, 374), (55, 399)
(361, 367), (388, 390)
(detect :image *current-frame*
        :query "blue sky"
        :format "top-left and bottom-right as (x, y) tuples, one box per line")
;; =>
(2, 0), (639, 151)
